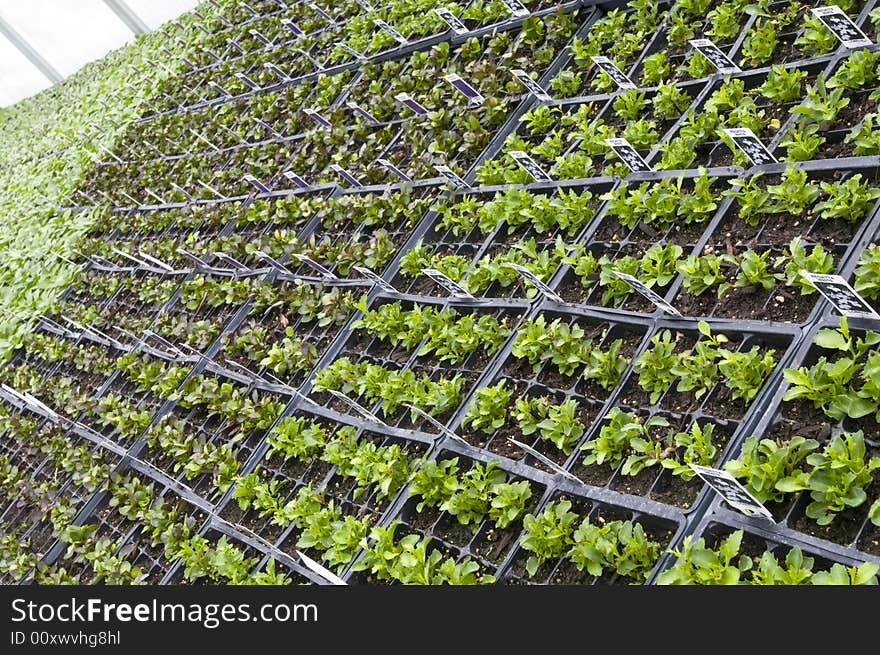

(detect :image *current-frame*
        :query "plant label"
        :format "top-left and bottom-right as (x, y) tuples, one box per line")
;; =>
(248, 29), (273, 46)
(374, 18), (407, 43)
(508, 150), (553, 181)
(605, 138), (652, 172)
(292, 253), (338, 279)
(338, 43), (367, 61)
(212, 252), (250, 271)
(346, 100), (379, 124)
(508, 438), (584, 483)
(500, 0), (529, 17)
(689, 39), (741, 74)
(434, 8), (467, 34)
(304, 108), (332, 128)
(800, 272), (880, 320)
(239, 1), (258, 16)
(297, 550), (347, 585)
(811, 6), (872, 48)
(353, 265), (399, 293)
(723, 127), (777, 165)
(254, 251), (294, 275)
(283, 171), (310, 188)
(243, 173), (271, 193)
(377, 158), (413, 182)
(234, 72), (260, 89)
(329, 164), (361, 187)
(511, 69), (551, 101)
(422, 268), (475, 298)
(613, 271), (682, 316)
(434, 164), (468, 188)
(504, 263), (564, 302)
(281, 19), (304, 36)
(689, 464), (774, 520)
(589, 56), (636, 90)
(354, 0), (374, 11)
(208, 80), (232, 97)
(308, 3), (335, 23)
(394, 92), (429, 115)
(326, 389), (384, 424)
(263, 62), (291, 81)
(443, 73), (485, 104)
(403, 403), (468, 445)
(228, 38), (247, 54)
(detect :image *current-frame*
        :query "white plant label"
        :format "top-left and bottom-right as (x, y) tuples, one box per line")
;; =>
(283, 171), (309, 188)
(403, 403), (468, 445)
(504, 263), (563, 302)
(326, 389), (383, 423)
(377, 158), (413, 183)
(689, 39), (742, 74)
(281, 18), (304, 36)
(394, 92), (429, 115)
(235, 72), (260, 89)
(329, 164), (361, 187)
(434, 164), (468, 188)
(304, 108), (332, 128)
(338, 43), (366, 61)
(292, 253), (338, 279)
(346, 100), (379, 124)
(508, 438), (583, 483)
(374, 19), (407, 43)
(812, 6), (872, 48)
(689, 464), (774, 520)
(613, 271), (682, 316)
(500, 0), (529, 17)
(248, 29), (273, 46)
(723, 127), (777, 165)
(508, 150), (553, 181)
(243, 173), (270, 193)
(443, 73), (484, 104)
(605, 138), (652, 173)
(434, 7), (467, 34)
(800, 272), (880, 320)
(263, 62), (291, 81)
(590, 56), (636, 90)
(422, 268), (474, 298)
(308, 3), (335, 22)
(511, 69), (551, 101)
(353, 265), (399, 293)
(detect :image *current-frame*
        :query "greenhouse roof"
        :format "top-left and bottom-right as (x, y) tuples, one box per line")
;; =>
(0, 0), (197, 107)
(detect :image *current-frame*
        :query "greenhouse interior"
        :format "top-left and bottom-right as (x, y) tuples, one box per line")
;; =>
(2, 0), (880, 587)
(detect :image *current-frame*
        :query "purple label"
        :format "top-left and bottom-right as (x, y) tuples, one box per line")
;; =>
(443, 73), (484, 104)
(304, 108), (332, 128)
(394, 92), (428, 115)
(346, 101), (379, 124)
(281, 18), (304, 36)
(283, 171), (309, 188)
(377, 158), (412, 183)
(243, 174), (271, 193)
(329, 164), (361, 187)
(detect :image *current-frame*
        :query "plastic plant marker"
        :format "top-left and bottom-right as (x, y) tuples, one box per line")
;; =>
(812, 6), (872, 48)
(283, 171), (310, 188)
(329, 164), (361, 187)
(374, 19), (407, 44)
(508, 150), (553, 181)
(689, 39), (741, 74)
(304, 108), (332, 128)
(443, 73), (485, 105)
(613, 271), (682, 316)
(394, 92), (428, 115)
(346, 101), (379, 124)
(504, 263), (563, 301)
(403, 403), (468, 444)
(235, 72), (260, 90)
(434, 8), (467, 34)
(508, 439), (584, 484)
(423, 267), (475, 298)
(689, 464), (774, 520)
(377, 158), (412, 182)
(255, 251), (294, 275)
(723, 128), (777, 165)
(434, 164), (468, 188)
(353, 266), (399, 293)
(590, 56), (636, 90)
(605, 138), (652, 172)
(297, 551), (347, 585)
(281, 19), (304, 36)
(243, 174), (271, 193)
(292, 253), (338, 279)
(326, 389), (386, 424)
(208, 80), (233, 97)
(500, 0), (529, 17)
(800, 272), (880, 319)
(511, 69), (551, 101)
